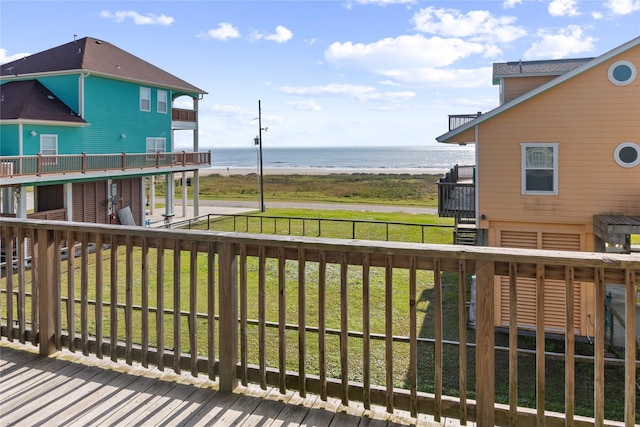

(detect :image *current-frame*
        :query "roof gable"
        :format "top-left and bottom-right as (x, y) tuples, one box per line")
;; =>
(0, 80), (87, 124)
(437, 36), (640, 144)
(1, 37), (206, 95)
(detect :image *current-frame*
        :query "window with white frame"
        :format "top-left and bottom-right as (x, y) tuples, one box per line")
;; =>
(157, 90), (168, 113)
(140, 87), (151, 112)
(146, 137), (166, 153)
(521, 143), (559, 195)
(40, 134), (58, 166)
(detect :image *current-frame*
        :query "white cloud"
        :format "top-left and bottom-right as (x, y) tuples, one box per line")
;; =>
(251, 26), (293, 43)
(286, 100), (322, 111)
(279, 83), (415, 102)
(548, 0), (581, 17)
(591, 11), (604, 19)
(0, 48), (30, 65)
(325, 35), (485, 70)
(604, 0), (640, 14)
(411, 7), (527, 44)
(381, 66), (492, 87)
(523, 26), (596, 59)
(265, 26), (293, 43)
(199, 23), (240, 41)
(353, 0), (416, 4)
(503, 0), (523, 9)
(100, 10), (174, 26)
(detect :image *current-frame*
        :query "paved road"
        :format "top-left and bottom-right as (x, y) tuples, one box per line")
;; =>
(197, 199), (438, 215)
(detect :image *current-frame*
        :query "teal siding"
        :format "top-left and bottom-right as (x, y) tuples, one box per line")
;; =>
(1, 74), (174, 156)
(82, 76), (172, 154)
(0, 125), (19, 155)
(38, 74), (80, 112)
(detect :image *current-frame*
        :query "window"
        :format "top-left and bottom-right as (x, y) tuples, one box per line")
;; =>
(157, 90), (168, 114)
(521, 143), (558, 195)
(146, 137), (166, 153)
(40, 134), (58, 166)
(608, 60), (636, 86)
(140, 87), (151, 111)
(614, 142), (640, 168)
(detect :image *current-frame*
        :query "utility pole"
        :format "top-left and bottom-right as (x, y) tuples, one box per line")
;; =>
(257, 100), (265, 212)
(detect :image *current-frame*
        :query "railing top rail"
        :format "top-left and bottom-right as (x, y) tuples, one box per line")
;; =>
(2, 217), (638, 270)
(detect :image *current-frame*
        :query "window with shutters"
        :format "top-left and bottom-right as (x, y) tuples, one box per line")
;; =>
(521, 143), (558, 195)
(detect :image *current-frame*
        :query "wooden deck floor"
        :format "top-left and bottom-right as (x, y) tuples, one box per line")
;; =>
(0, 340), (466, 427)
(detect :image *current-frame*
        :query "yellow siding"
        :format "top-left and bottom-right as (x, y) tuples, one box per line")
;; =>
(502, 75), (557, 103)
(478, 46), (640, 239)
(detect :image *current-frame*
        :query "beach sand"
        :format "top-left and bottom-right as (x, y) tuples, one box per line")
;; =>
(199, 167), (447, 176)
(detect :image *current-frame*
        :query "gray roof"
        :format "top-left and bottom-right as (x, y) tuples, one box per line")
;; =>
(492, 57), (594, 85)
(1, 37), (206, 95)
(0, 80), (87, 124)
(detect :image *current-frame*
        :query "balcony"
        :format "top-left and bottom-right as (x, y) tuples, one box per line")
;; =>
(0, 151), (211, 181)
(448, 113), (481, 131)
(437, 165), (476, 220)
(0, 218), (637, 426)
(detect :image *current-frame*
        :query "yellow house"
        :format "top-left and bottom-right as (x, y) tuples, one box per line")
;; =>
(436, 36), (640, 336)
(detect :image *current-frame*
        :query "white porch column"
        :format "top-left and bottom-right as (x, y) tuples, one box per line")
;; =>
(165, 173), (175, 216)
(193, 170), (200, 218)
(182, 171), (187, 218)
(63, 183), (73, 221)
(193, 97), (200, 218)
(150, 176), (156, 214)
(16, 187), (27, 218)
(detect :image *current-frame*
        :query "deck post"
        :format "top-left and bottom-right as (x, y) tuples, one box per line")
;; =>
(475, 259), (495, 426)
(218, 241), (238, 392)
(36, 227), (57, 355)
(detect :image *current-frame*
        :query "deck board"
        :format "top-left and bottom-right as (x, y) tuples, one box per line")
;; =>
(0, 340), (458, 426)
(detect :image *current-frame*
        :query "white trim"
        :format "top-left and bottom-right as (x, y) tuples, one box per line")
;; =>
(521, 143), (559, 195)
(140, 87), (151, 112)
(157, 89), (168, 114)
(607, 60), (636, 86)
(614, 142), (640, 168)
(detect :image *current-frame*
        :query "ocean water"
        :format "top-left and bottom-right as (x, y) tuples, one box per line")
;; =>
(206, 146), (475, 172)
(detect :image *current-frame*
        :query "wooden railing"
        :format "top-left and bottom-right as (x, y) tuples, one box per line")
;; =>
(172, 108), (197, 122)
(449, 113), (481, 131)
(0, 151), (211, 178)
(438, 165), (476, 219)
(0, 218), (637, 426)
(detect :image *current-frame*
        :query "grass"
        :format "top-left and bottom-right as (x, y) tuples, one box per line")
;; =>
(160, 173), (442, 206)
(187, 208), (455, 244)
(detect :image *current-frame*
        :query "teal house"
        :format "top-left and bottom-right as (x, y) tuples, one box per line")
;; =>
(0, 36), (209, 225)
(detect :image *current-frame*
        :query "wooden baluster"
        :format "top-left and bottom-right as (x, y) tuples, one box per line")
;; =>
(189, 242), (198, 377)
(258, 245), (267, 389)
(81, 232), (89, 356)
(409, 256), (417, 418)
(156, 238), (165, 371)
(458, 259), (468, 425)
(141, 236), (149, 368)
(624, 268), (636, 426)
(278, 247), (287, 394)
(208, 243), (217, 381)
(509, 262), (518, 426)
(362, 253), (371, 410)
(110, 235), (118, 362)
(564, 266), (575, 426)
(218, 241), (238, 392)
(125, 235), (133, 365)
(319, 251), (327, 401)
(385, 255), (393, 413)
(298, 248), (307, 397)
(434, 258), (442, 422)
(173, 239), (182, 373)
(239, 245), (247, 386)
(340, 252), (349, 406)
(475, 259), (495, 426)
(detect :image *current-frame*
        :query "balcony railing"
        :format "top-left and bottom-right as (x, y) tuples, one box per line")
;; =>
(449, 113), (481, 131)
(172, 108), (196, 122)
(438, 165), (476, 219)
(0, 218), (637, 426)
(0, 151), (211, 179)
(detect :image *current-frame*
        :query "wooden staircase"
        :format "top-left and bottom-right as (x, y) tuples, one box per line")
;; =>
(454, 217), (477, 246)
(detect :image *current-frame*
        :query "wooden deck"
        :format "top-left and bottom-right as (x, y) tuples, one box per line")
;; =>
(0, 341), (464, 427)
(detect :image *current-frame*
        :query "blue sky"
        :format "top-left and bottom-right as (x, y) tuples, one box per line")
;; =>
(1, 1), (639, 149)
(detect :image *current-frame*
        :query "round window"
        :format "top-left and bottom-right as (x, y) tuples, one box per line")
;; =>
(614, 142), (640, 168)
(608, 60), (636, 86)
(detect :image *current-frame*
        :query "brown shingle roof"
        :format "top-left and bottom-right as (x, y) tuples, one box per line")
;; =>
(1, 37), (206, 95)
(0, 80), (87, 124)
